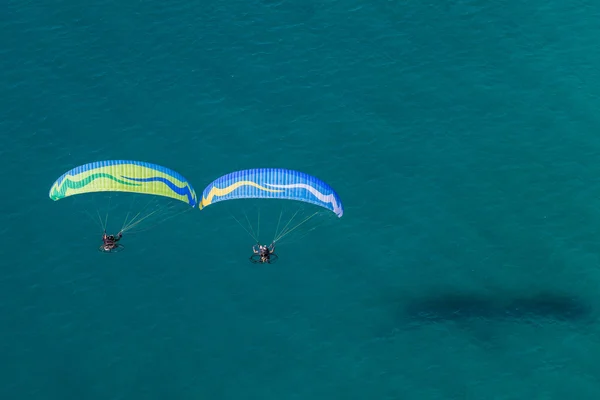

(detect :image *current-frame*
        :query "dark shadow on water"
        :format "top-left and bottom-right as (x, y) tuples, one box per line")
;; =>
(403, 292), (594, 324)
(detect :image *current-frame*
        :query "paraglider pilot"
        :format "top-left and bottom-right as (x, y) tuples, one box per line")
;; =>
(101, 231), (122, 252)
(253, 242), (275, 263)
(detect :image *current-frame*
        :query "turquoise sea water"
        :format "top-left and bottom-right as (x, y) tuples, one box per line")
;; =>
(3, 0), (600, 398)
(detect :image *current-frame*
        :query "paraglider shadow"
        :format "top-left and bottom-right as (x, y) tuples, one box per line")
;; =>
(403, 292), (593, 323)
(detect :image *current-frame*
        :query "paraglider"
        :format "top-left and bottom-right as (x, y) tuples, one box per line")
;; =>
(199, 168), (343, 263)
(101, 231), (123, 253)
(251, 242), (277, 264)
(49, 160), (197, 252)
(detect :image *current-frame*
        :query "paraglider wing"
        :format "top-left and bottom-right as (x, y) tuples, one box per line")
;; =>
(48, 160), (198, 207)
(199, 168), (343, 217)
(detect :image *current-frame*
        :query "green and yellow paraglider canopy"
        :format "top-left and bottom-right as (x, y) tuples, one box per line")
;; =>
(49, 160), (197, 207)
